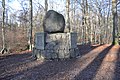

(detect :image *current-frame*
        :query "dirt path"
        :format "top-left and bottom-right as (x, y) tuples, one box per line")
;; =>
(0, 44), (120, 80)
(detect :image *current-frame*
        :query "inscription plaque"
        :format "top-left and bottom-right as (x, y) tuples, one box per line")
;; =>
(35, 33), (45, 49)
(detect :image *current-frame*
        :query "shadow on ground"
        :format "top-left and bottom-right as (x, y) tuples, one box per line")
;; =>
(74, 45), (113, 80)
(78, 44), (104, 57)
(0, 44), (119, 80)
(113, 46), (120, 80)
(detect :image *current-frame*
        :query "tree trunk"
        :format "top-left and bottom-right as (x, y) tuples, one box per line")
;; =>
(82, 0), (85, 44)
(1, 0), (7, 54)
(45, 0), (48, 14)
(85, 0), (89, 44)
(112, 0), (119, 45)
(28, 0), (33, 50)
(90, 13), (93, 44)
(65, 0), (70, 32)
(82, 0), (89, 44)
(106, 0), (111, 44)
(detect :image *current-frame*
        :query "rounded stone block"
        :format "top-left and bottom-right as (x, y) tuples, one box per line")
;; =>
(43, 10), (65, 33)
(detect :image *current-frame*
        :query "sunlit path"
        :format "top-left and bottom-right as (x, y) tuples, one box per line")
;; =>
(93, 45), (119, 80)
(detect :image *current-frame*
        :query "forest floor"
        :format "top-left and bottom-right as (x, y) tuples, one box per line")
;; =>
(0, 44), (120, 80)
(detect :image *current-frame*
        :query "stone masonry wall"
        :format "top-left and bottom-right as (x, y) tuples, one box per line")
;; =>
(33, 32), (79, 59)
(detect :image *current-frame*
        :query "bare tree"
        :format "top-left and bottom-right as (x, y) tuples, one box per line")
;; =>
(1, 0), (8, 54)
(45, 0), (48, 14)
(112, 0), (119, 45)
(65, 0), (70, 32)
(81, 0), (88, 44)
(28, 0), (33, 50)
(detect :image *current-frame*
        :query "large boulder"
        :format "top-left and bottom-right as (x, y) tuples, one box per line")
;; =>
(43, 10), (65, 33)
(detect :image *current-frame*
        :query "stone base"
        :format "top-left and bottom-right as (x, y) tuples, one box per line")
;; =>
(33, 32), (79, 60)
(33, 47), (79, 60)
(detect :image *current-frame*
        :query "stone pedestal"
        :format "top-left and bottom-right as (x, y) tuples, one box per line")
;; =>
(33, 32), (79, 59)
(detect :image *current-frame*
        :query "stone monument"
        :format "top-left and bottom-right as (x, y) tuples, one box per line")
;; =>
(33, 10), (79, 60)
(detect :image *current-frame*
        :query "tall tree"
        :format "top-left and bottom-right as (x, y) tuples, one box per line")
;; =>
(85, 0), (89, 44)
(112, 0), (119, 45)
(81, 0), (86, 44)
(45, 0), (48, 14)
(28, 0), (33, 50)
(1, 0), (7, 54)
(66, 0), (70, 32)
